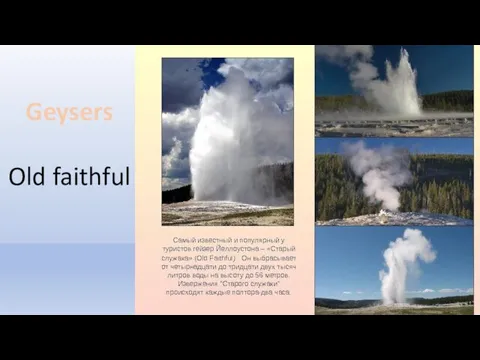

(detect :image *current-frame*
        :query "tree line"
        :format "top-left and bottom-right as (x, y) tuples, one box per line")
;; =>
(315, 90), (473, 113)
(315, 154), (473, 221)
(421, 90), (473, 112)
(411, 295), (473, 306)
(163, 162), (294, 204)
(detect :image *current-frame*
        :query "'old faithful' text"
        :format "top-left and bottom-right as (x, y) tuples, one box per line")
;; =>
(9, 166), (130, 186)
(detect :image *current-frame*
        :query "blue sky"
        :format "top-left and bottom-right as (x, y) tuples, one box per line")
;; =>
(315, 45), (473, 96)
(199, 58), (285, 92)
(315, 137), (474, 155)
(315, 227), (473, 300)
(200, 58), (226, 89)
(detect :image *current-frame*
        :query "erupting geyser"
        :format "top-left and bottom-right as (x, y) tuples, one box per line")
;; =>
(316, 46), (423, 116)
(361, 48), (422, 116)
(189, 66), (293, 205)
(379, 228), (437, 305)
(342, 140), (412, 211)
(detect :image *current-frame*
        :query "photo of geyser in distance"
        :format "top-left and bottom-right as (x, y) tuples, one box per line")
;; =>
(315, 226), (473, 315)
(161, 58), (294, 226)
(315, 137), (473, 226)
(315, 45), (473, 137)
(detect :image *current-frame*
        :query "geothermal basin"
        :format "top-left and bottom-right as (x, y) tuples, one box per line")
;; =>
(315, 112), (474, 137)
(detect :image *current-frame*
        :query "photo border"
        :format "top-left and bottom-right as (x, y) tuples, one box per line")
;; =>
(474, 45), (479, 316)
(160, 56), (295, 227)
(135, 45), (315, 314)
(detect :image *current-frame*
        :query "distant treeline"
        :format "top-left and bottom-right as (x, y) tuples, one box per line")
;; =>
(163, 162), (294, 204)
(315, 154), (473, 221)
(315, 298), (379, 309)
(315, 90), (473, 113)
(411, 295), (473, 306)
(315, 295), (474, 309)
(163, 184), (193, 204)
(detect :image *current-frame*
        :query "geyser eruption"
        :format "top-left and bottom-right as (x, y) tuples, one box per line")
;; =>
(316, 45), (422, 115)
(379, 228), (437, 305)
(358, 48), (422, 115)
(342, 140), (412, 211)
(189, 66), (293, 205)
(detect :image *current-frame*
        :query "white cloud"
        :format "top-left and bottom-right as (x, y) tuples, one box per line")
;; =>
(342, 291), (352, 295)
(218, 58), (294, 113)
(315, 45), (373, 64)
(257, 83), (294, 112)
(161, 59), (206, 190)
(405, 288), (473, 295)
(162, 137), (189, 190)
(162, 108), (200, 190)
(357, 291), (363, 294)
(218, 58), (293, 89)
(438, 289), (455, 293)
(162, 58), (209, 113)
(405, 289), (434, 294)
(438, 288), (473, 294)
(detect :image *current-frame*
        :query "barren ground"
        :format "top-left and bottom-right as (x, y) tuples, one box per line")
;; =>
(316, 211), (473, 226)
(315, 120), (473, 137)
(162, 200), (294, 226)
(315, 304), (473, 315)
(315, 113), (474, 137)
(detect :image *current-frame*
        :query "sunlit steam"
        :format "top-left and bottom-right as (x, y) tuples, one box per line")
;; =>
(379, 228), (437, 304)
(189, 66), (293, 205)
(316, 45), (422, 115)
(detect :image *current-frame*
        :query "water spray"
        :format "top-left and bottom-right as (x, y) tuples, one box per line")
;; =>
(379, 228), (436, 305)
(189, 65), (294, 206)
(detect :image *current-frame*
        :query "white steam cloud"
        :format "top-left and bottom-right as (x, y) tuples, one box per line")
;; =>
(316, 45), (422, 115)
(161, 58), (294, 201)
(190, 66), (293, 204)
(342, 140), (412, 211)
(379, 228), (437, 305)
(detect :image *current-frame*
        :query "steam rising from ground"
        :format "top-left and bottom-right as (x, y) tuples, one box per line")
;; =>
(379, 228), (437, 305)
(342, 141), (412, 211)
(316, 45), (422, 115)
(162, 58), (294, 198)
(190, 67), (293, 204)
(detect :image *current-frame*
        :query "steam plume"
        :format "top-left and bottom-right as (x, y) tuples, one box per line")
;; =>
(316, 45), (422, 115)
(379, 228), (437, 304)
(189, 66), (293, 205)
(342, 140), (412, 211)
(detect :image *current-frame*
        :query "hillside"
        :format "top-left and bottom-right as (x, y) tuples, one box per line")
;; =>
(315, 295), (474, 309)
(315, 154), (473, 221)
(163, 162), (294, 204)
(315, 90), (474, 113)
